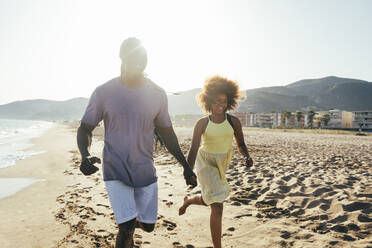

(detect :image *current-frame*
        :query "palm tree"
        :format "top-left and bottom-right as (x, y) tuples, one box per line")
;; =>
(307, 110), (316, 128)
(296, 111), (303, 127)
(285, 111), (292, 126)
(322, 114), (331, 127)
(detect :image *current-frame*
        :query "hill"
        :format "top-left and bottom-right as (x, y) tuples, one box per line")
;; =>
(1, 76), (371, 120)
(0, 98), (89, 121)
(236, 76), (372, 112)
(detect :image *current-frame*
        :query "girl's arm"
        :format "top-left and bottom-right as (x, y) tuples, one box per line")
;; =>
(187, 117), (208, 170)
(231, 116), (253, 167)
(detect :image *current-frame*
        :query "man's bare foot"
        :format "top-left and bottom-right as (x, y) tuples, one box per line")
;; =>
(178, 196), (189, 216)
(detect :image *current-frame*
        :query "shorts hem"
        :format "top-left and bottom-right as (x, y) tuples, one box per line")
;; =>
(115, 213), (138, 225)
(137, 218), (157, 224)
(202, 194), (228, 206)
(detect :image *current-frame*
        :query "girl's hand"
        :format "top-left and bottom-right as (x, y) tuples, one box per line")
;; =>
(245, 157), (253, 168)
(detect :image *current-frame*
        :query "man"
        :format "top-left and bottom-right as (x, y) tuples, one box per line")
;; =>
(77, 37), (197, 248)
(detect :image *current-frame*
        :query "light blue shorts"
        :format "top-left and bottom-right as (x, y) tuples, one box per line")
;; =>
(105, 180), (158, 224)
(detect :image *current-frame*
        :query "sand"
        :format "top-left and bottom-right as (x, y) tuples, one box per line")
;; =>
(0, 124), (371, 248)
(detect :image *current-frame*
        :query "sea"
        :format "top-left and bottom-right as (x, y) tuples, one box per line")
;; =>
(0, 119), (53, 200)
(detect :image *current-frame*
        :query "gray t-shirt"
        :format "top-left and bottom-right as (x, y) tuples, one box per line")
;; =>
(81, 77), (172, 187)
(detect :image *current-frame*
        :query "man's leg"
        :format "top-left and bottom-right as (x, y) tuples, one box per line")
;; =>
(105, 181), (137, 248)
(136, 221), (155, 232)
(116, 218), (136, 248)
(134, 182), (158, 232)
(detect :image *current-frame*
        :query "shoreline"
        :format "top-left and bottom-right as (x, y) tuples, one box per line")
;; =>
(0, 123), (79, 247)
(0, 121), (54, 199)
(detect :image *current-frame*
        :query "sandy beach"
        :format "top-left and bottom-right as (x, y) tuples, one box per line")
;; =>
(0, 124), (371, 248)
(0, 124), (76, 247)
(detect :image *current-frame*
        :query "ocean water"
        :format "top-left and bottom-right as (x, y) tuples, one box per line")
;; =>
(0, 178), (45, 200)
(0, 119), (53, 169)
(0, 119), (53, 200)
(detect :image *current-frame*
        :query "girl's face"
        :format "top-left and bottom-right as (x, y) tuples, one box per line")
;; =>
(211, 94), (228, 115)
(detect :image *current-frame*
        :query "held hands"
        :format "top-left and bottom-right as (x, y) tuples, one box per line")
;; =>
(183, 166), (197, 188)
(245, 156), (254, 168)
(80, 156), (101, 176)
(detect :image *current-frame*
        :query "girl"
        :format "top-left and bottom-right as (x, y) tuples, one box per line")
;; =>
(179, 75), (253, 248)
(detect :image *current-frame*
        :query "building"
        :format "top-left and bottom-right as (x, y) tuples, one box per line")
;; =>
(271, 112), (281, 128)
(255, 113), (273, 128)
(234, 112), (282, 128)
(352, 110), (372, 129)
(314, 110), (352, 128)
(232, 112), (254, 127)
(341, 111), (353, 128)
(231, 109), (372, 130)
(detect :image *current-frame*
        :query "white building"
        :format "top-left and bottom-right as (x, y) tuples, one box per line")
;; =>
(352, 110), (372, 129)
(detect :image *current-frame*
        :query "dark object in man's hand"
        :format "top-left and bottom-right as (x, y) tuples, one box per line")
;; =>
(183, 167), (197, 188)
(80, 156), (101, 176)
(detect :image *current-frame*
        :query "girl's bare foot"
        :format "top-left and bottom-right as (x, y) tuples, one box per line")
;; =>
(178, 196), (189, 215)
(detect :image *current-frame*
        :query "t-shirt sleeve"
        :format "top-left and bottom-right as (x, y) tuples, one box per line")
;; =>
(154, 92), (172, 128)
(81, 88), (104, 127)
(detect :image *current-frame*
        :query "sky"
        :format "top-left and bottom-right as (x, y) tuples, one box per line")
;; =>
(0, 0), (371, 104)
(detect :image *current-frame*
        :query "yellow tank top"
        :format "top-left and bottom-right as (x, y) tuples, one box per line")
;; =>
(200, 115), (234, 154)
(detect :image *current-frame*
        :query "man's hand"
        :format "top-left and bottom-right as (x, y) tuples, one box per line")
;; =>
(183, 166), (197, 188)
(80, 156), (101, 176)
(245, 157), (253, 168)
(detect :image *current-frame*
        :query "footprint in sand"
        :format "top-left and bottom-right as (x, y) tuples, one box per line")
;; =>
(280, 231), (291, 239)
(278, 185), (292, 194)
(312, 187), (333, 197)
(329, 215), (348, 224)
(306, 199), (321, 209)
(330, 224), (348, 233)
(342, 202), (372, 212)
(358, 214), (372, 222)
(162, 199), (174, 207)
(319, 203), (330, 211)
(234, 213), (252, 219)
(329, 241), (339, 246)
(96, 203), (110, 209)
(342, 234), (356, 241)
(161, 219), (177, 231)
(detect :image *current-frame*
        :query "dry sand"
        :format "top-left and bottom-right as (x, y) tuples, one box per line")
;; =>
(0, 124), (371, 248)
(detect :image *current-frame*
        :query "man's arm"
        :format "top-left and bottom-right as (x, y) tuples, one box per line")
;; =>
(156, 126), (197, 187)
(77, 123), (94, 158)
(77, 122), (101, 175)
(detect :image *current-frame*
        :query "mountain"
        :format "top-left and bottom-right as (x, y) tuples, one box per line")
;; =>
(1, 76), (371, 120)
(236, 76), (372, 113)
(285, 76), (372, 111)
(167, 88), (202, 115)
(0, 98), (89, 121)
(169, 76), (372, 114)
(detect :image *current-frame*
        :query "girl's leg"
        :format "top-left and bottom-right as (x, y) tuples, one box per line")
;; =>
(178, 195), (206, 215)
(210, 203), (223, 248)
